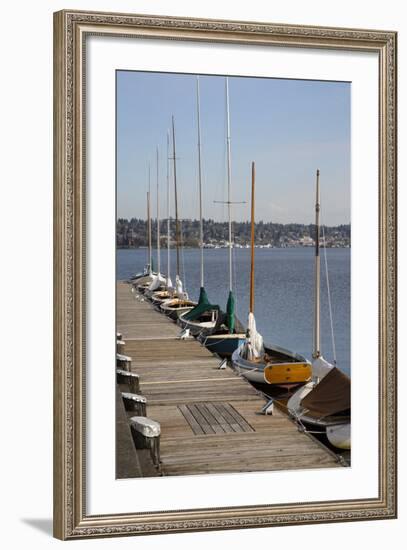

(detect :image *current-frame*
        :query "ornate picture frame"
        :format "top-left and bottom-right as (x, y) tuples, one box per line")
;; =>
(53, 9), (397, 540)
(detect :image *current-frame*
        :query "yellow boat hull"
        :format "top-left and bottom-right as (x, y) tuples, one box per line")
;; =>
(263, 362), (312, 385)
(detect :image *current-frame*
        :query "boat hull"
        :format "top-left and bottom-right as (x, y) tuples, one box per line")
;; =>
(236, 365), (266, 384)
(199, 333), (246, 358)
(232, 344), (311, 390)
(133, 273), (154, 288)
(177, 316), (216, 337)
(160, 302), (196, 321)
(150, 291), (172, 305)
(264, 362), (312, 385)
(326, 423), (351, 450)
(286, 372), (351, 449)
(135, 281), (152, 294)
(165, 307), (194, 321)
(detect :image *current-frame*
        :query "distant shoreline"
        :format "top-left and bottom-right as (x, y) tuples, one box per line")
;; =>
(117, 244), (351, 250)
(117, 218), (351, 249)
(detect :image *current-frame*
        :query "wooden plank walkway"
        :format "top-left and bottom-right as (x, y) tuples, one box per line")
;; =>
(117, 281), (340, 477)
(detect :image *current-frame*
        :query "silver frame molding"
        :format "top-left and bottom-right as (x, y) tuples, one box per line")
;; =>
(53, 9), (397, 540)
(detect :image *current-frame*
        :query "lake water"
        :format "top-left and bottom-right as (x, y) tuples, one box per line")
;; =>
(117, 247), (351, 376)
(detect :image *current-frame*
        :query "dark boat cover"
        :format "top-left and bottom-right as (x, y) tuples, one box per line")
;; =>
(182, 286), (245, 334)
(301, 367), (350, 418)
(182, 302), (221, 321)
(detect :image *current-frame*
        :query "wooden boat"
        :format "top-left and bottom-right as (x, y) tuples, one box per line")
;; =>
(144, 273), (166, 298)
(286, 170), (350, 450)
(199, 332), (247, 358)
(150, 132), (174, 305)
(160, 277), (196, 321)
(129, 265), (150, 283)
(178, 295), (219, 334)
(180, 297), (246, 358)
(178, 77), (245, 357)
(159, 116), (195, 320)
(179, 293), (246, 357)
(135, 181), (155, 293)
(160, 296), (196, 321)
(130, 178), (154, 283)
(150, 289), (173, 305)
(233, 342), (311, 387)
(232, 162), (312, 388)
(286, 366), (350, 432)
(177, 79), (217, 336)
(135, 273), (154, 293)
(144, 147), (168, 300)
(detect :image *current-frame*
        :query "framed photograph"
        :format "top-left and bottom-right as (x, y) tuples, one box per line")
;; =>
(53, 9), (397, 540)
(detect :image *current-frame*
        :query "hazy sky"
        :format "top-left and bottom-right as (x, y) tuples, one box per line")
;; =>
(117, 71), (350, 225)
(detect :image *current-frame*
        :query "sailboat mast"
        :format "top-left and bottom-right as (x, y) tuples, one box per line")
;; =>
(166, 131), (171, 282)
(147, 165), (152, 273)
(156, 147), (161, 274)
(171, 116), (180, 278)
(313, 169), (321, 358)
(197, 76), (204, 288)
(250, 162), (255, 314)
(225, 77), (233, 292)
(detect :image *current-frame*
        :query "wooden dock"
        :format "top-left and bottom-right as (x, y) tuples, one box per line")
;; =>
(117, 281), (340, 477)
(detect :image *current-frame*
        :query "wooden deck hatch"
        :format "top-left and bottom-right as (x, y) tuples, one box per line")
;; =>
(179, 402), (255, 435)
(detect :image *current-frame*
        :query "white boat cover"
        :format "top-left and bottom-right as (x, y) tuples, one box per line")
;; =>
(148, 273), (166, 291)
(166, 276), (173, 291)
(130, 416), (161, 437)
(175, 275), (184, 297)
(312, 355), (334, 381)
(245, 312), (264, 360)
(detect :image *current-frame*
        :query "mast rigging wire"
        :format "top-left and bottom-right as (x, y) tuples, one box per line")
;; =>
(321, 221), (337, 365)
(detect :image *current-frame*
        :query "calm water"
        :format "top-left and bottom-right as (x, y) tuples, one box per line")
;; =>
(117, 247), (351, 376)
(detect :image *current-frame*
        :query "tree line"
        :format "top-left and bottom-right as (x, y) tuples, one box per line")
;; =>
(117, 218), (351, 248)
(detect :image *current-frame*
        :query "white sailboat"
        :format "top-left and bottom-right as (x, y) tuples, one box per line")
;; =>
(151, 131), (175, 305)
(287, 169), (351, 450)
(160, 115), (196, 320)
(135, 169), (156, 291)
(146, 147), (166, 297)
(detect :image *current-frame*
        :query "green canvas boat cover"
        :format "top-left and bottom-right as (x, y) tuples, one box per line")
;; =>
(182, 301), (220, 321)
(226, 290), (235, 333)
(198, 286), (210, 306)
(182, 287), (220, 321)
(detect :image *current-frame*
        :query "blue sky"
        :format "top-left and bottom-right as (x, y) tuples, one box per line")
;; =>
(117, 71), (350, 225)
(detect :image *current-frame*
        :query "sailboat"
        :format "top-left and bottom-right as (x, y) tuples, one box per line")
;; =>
(286, 170), (351, 450)
(231, 162), (312, 389)
(178, 77), (246, 357)
(129, 170), (153, 282)
(135, 171), (156, 292)
(160, 116), (196, 320)
(151, 132), (175, 305)
(145, 147), (166, 299)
